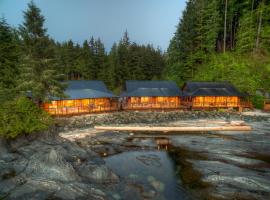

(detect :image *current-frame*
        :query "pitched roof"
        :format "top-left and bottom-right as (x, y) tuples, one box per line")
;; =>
(55, 80), (117, 100)
(120, 80), (182, 97)
(182, 81), (244, 97)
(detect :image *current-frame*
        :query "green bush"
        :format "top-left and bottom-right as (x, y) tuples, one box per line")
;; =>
(218, 108), (226, 112)
(0, 96), (52, 139)
(250, 95), (265, 109)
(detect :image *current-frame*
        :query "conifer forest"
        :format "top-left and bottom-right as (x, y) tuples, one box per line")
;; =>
(166, 0), (270, 96)
(1, 0), (270, 102)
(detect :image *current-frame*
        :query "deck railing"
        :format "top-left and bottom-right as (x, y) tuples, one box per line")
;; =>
(43, 103), (119, 116)
(181, 100), (253, 109)
(122, 102), (180, 110)
(240, 101), (253, 108)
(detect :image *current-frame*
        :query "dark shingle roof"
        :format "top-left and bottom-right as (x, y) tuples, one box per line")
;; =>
(182, 82), (244, 97)
(55, 80), (117, 100)
(120, 80), (182, 97)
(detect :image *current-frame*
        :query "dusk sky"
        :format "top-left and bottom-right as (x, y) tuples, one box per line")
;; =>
(0, 0), (186, 51)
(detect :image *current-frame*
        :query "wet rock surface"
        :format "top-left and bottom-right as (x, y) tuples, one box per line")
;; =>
(169, 120), (270, 199)
(0, 131), (115, 200)
(0, 111), (270, 200)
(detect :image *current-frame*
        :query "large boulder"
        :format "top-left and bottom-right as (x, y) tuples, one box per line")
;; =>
(24, 149), (79, 182)
(78, 164), (119, 183)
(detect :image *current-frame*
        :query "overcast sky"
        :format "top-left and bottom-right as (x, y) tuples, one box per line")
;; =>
(0, 0), (186, 51)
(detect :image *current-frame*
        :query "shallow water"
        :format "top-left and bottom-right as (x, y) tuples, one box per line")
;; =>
(105, 151), (189, 200)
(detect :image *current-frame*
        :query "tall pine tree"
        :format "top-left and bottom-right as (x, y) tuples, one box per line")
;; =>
(18, 1), (65, 104)
(0, 18), (20, 102)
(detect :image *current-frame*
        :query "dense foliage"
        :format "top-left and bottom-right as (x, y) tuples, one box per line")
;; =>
(0, 2), (58, 138)
(0, 96), (52, 139)
(165, 0), (270, 98)
(18, 2), (66, 103)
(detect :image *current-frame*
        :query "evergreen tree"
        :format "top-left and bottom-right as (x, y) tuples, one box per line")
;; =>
(95, 38), (106, 79)
(165, 0), (270, 96)
(18, 1), (65, 103)
(0, 18), (20, 89)
(166, 0), (209, 84)
(0, 18), (20, 102)
(115, 31), (131, 86)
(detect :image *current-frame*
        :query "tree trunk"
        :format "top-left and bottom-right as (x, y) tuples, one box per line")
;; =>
(255, 9), (263, 50)
(233, 14), (237, 49)
(223, 0), (228, 53)
(230, 17), (233, 50)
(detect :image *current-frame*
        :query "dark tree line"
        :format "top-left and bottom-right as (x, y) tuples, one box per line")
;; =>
(1, 0), (269, 103)
(53, 31), (165, 92)
(0, 1), (165, 104)
(165, 0), (270, 95)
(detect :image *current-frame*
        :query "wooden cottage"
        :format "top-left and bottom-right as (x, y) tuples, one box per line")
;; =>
(42, 80), (118, 115)
(181, 82), (249, 110)
(120, 80), (182, 110)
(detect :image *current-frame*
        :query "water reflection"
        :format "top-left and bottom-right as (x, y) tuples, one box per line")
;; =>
(136, 154), (162, 167)
(105, 149), (189, 200)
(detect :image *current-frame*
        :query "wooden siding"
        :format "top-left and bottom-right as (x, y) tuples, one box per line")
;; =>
(192, 96), (240, 107)
(122, 96), (180, 110)
(181, 96), (245, 109)
(42, 98), (118, 115)
(264, 100), (270, 111)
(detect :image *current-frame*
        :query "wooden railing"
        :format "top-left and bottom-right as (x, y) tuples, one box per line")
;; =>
(122, 102), (180, 110)
(240, 101), (253, 108)
(43, 100), (254, 115)
(43, 103), (119, 116)
(181, 100), (253, 109)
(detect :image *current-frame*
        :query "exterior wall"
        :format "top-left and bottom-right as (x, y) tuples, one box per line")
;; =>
(191, 96), (240, 108)
(122, 96), (180, 110)
(42, 98), (118, 115)
(264, 100), (270, 111)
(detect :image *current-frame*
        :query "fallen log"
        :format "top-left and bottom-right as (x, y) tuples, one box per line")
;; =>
(94, 125), (252, 132)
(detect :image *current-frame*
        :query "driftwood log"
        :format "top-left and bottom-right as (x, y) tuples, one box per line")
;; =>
(94, 125), (252, 132)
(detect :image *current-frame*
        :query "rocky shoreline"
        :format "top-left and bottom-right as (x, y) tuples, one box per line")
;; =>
(0, 130), (122, 200)
(0, 111), (270, 200)
(56, 110), (270, 131)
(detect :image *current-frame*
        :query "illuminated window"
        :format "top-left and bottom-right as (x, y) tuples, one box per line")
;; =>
(141, 97), (150, 103)
(131, 97), (140, 104)
(157, 97), (164, 103)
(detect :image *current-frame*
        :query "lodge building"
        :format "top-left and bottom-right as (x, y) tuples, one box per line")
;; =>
(41, 80), (253, 115)
(42, 80), (118, 115)
(181, 81), (248, 110)
(120, 80), (182, 110)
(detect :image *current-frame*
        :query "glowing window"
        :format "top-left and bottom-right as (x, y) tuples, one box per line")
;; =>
(141, 97), (150, 103)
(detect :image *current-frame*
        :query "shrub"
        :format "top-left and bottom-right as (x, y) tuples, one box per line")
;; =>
(0, 96), (52, 139)
(250, 95), (265, 109)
